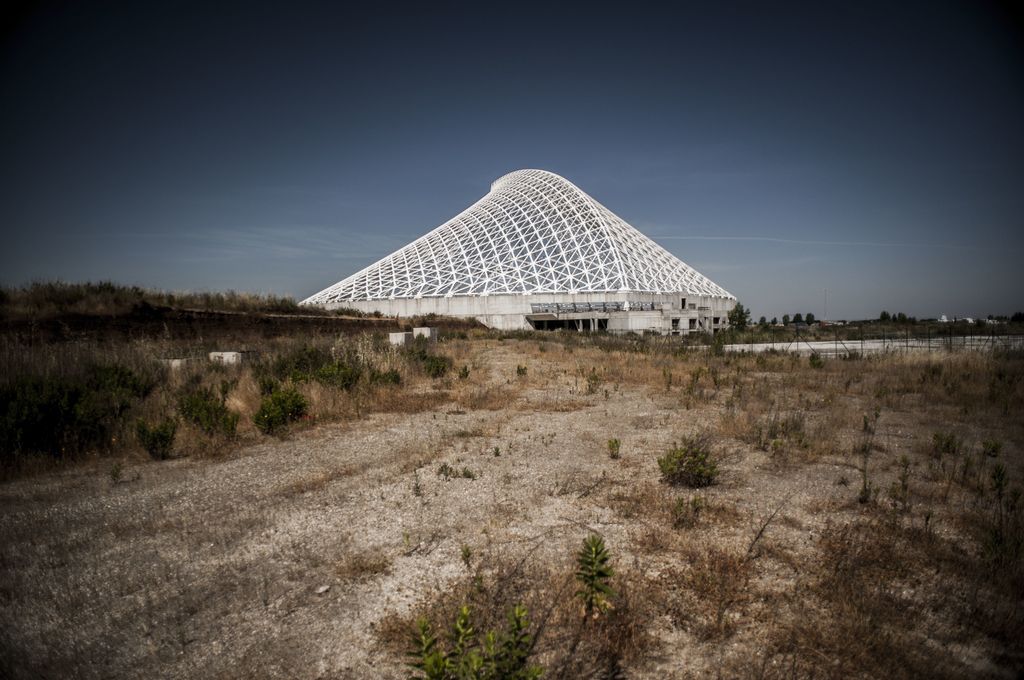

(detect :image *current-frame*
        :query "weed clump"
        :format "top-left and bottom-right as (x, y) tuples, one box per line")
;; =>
(314, 360), (362, 390)
(932, 430), (963, 457)
(672, 495), (706, 529)
(136, 417), (177, 459)
(658, 434), (718, 487)
(409, 605), (541, 680)
(253, 387), (308, 434)
(178, 384), (239, 437)
(370, 368), (402, 386)
(408, 344), (451, 379)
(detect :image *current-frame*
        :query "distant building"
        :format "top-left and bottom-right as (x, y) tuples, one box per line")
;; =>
(302, 170), (736, 334)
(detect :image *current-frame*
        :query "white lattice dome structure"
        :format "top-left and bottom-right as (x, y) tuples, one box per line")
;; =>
(302, 169), (735, 333)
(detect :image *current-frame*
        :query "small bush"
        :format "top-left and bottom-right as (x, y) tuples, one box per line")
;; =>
(266, 345), (333, 383)
(423, 355), (450, 379)
(409, 605), (541, 680)
(1, 363), (157, 461)
(576, 534), (615, 616)
(370, 368), (402, 386)
(315, 360), (362, 390)
(516, 364), (528, 378)
(406, 343), (452, 379)
(607, 438), (621, 459)
(809, 351), (824, 369)
(458, 365), (470, 380)
(257, 375), (278, 396)
(658, 434), (718, 487)
(178, 386), (239, 437)
(253, 387), (308, 434)
(136, 417), (177, 459)
(672, 495), (706, 529)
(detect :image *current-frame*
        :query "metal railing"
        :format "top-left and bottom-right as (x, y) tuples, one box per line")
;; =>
(529, 301), (658, 314)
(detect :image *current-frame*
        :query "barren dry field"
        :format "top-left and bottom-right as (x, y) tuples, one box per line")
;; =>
(2, 336), (1022, 679)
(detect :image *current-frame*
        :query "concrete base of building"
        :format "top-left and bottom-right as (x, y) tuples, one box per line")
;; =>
(313, 292), (735, 335)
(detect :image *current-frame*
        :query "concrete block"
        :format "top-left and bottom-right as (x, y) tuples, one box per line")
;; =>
(389, 332), (414, 346)
(412, 327), (438, 342)
(208, 351), (255, 365)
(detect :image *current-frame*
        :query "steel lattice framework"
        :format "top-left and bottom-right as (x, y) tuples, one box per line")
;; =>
(302, 169), (734, 304)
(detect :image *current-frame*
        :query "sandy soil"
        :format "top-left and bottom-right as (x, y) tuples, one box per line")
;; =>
(1, 339), (1021, 678)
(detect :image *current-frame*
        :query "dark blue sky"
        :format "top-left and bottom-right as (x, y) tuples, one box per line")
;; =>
(2, 1), (1022, 319)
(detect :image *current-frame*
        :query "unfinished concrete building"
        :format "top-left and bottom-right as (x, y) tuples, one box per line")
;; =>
(302, 169), (735, 334)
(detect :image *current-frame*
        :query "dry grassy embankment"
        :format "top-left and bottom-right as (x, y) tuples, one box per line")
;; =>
(1, 328), (1022, 678)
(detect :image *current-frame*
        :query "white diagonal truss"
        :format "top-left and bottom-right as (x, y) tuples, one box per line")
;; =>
(302, 169), (734, 304)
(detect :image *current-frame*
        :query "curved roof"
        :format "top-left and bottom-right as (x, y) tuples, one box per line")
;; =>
(302, 169), (734, 304)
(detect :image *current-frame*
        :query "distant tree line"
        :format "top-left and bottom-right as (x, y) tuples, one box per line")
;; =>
(877, 311), (916, 324)
(735, 306), (1024, 328)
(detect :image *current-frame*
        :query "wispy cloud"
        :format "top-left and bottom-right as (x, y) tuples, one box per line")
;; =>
(650, 235), (977, 250)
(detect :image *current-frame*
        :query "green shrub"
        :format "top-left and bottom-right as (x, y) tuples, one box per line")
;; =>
(257, 374), (279, 396)
(607, 438), (621, 459)
(658, 434), (718, 487)
(808, 351), (824, 368)
(136, 417), (177, 459)
(253, 387), (308, 434)
(406, 344), (451, 379)
(370, 368), (402, 386)
(178, 386), (238, 437)
(266, 345), (333, 383)
(575, 534), (615, 616)
(409, 604), (541, 680)
(1, 363), (156, 461)
(314, 360), (362, 390)
(422, 354), (451, 379)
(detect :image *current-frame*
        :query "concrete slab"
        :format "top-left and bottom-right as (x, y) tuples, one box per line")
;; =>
(208, 351), (256, 365)
(412, 327), (438, 342)
(388, 332), (414, 346)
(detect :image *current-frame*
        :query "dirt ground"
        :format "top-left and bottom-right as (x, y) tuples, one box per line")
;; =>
(1, 337), (1022, 679)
